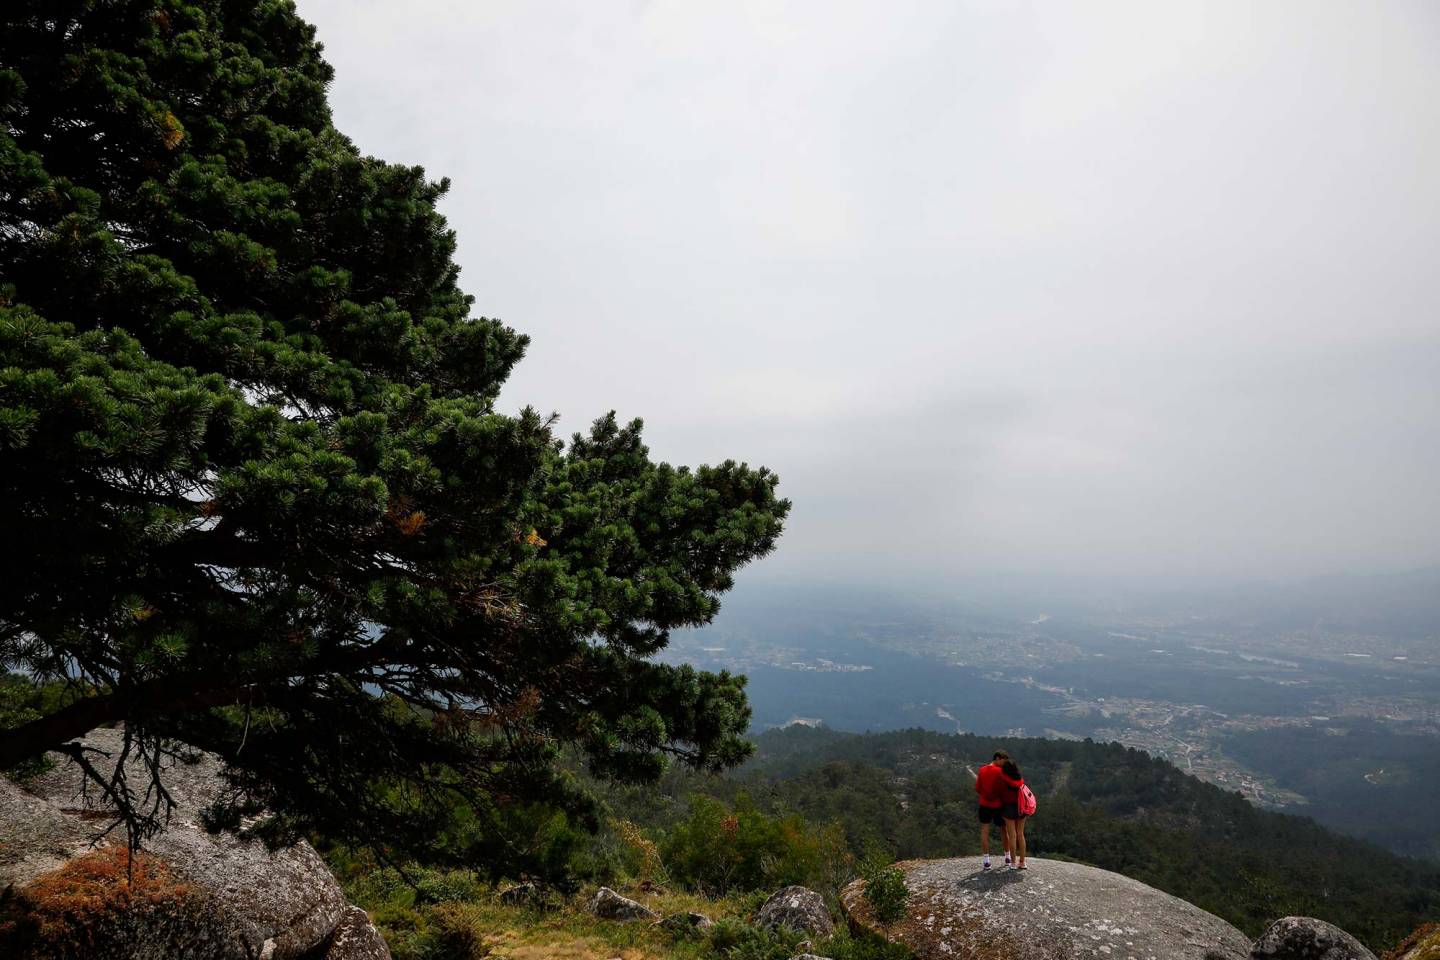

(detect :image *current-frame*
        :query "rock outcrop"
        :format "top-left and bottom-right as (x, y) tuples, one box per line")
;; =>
(843, 857), (1252, 960)
(1252, 917), (1378, 960)
(0, 727), (388, 960)
(756, 885), (835, 937)
(586, 886), (659, 921)
(326, 906), (392, 960)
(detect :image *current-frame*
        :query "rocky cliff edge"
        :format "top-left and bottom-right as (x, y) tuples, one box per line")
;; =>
(843, 857), (1252, 960)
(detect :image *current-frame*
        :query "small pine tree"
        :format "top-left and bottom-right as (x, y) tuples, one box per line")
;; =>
(859, 857), (910, 924)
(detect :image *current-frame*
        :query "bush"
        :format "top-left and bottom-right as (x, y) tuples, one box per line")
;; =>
(661, 793), (850, 895)
(411, 868), (487, 906)
(611, 817), (666, 883)
(366, 902), (433, 960)
(822, 927), (916, 960)
(421, 902), (490, 960)
(706, 919), (802, 960)
(859, 860), (909, 924)
(706, 918), (912, 960)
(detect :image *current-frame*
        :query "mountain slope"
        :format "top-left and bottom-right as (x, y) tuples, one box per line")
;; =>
(606, 725), (1440, 952)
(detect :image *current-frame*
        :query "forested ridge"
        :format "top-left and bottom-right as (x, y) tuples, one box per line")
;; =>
(587, 725), (1440, 951)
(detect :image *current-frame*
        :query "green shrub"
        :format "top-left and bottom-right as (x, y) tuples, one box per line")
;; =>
(707, 917), (757, 953)
(706, 920), (913, 960)
(860, 861), (909, 924)
(821, 926), (916, 960)
(661, 793), (850, 895)
(412, 868), (486, 905)
(366, 901), (432, 960)
(419, 902), (489, 960)
(706, 919), (802, 960)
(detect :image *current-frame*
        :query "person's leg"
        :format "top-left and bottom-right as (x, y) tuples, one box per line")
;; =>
(1015, 819), (1028, 867)
(978, 807), (993, 868)
(1003, 818), (1016, 864)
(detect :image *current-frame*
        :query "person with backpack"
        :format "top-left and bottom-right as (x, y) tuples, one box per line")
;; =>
(973, 750), (1013, 870)
(998, 758), (1035, 870)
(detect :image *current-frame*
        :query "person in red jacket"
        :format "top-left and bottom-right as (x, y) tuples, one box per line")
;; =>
(973, 750), (1012, 870)
(998, 758), (1028, 870)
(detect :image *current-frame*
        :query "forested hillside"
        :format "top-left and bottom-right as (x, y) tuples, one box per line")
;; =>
(1226, 719), (1440, 861)
(588, 725), (1440, 951)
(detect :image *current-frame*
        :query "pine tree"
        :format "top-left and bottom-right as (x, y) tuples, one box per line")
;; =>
(0, 1), (787, 870)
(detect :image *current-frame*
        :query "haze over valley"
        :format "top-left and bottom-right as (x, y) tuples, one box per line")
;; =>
(672, 569), (1440, 860)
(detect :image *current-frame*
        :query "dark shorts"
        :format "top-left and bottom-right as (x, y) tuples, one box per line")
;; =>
(1001, 802), (1027, 821)
(977, 804), (1005, 825)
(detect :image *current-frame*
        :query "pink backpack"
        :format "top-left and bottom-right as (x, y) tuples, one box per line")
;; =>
(1019, 784), (1037, 816)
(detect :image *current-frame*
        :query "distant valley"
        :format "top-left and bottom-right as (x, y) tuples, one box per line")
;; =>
(668, 571), (1440, 860)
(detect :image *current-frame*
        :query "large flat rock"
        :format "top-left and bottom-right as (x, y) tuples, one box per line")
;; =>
(842, 857), (1251, 960)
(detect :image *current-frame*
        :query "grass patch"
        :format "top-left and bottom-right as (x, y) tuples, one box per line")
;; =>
(326, 851), (910, 960)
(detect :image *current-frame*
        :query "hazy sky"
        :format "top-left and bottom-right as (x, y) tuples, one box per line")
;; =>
(301, 0), (1439, 586)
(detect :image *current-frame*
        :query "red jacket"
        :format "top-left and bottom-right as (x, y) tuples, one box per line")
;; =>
(974, 763), (1005, 808)
(997, 771), (1024, 806)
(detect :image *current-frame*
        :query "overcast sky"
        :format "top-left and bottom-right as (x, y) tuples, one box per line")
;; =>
(300, 0), (1439, 587)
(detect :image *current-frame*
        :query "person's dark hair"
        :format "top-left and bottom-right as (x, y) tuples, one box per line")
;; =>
(1001, 759), (1022, 780)
(992, 750), (1010, 762)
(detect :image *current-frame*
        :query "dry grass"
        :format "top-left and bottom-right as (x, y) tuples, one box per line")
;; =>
(14, 846), (195, 928)
(1385, 923), (1440, 960)
(431, 884), (753, 960)
(0, 845), (211, 959)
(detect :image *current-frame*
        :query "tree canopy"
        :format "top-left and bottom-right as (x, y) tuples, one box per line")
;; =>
(0, 0), (787, 871)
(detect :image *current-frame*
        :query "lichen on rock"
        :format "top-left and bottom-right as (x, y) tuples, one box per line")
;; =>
(586, 886), (659, 921)
(756, 885), (835, 938)
(0, 728), (388, 959)
(842, 857), (1252, 960)
(324, 905), (392, 960)
(1252, 916), (1378, 960)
